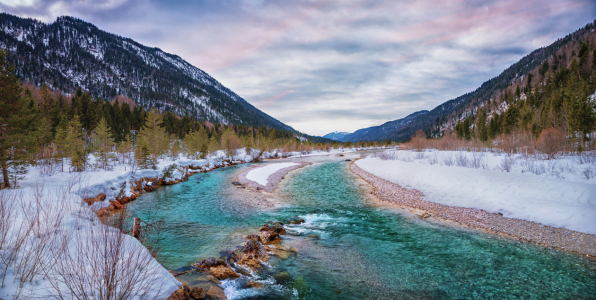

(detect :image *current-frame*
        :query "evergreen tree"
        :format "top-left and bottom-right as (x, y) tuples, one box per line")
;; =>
(138, 108), (166, 160)
(92, 117), (114, 170)
(0, 49), (38, 188)
(66, 115), (86, 172)
(135, 134), (154, 169)
(54, 114), (69, 172)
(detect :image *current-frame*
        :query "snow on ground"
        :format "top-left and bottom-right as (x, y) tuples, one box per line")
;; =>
(356, 149), (596, 234)
(0, 146), (383, 299)
(246, 163), (299, 186)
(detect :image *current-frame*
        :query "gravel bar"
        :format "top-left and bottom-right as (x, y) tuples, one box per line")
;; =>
(238, 162), (310, 192)
(350, 160), (596, 258)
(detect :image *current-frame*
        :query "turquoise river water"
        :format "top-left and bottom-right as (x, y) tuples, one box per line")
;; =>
(127, 152), (596, 299)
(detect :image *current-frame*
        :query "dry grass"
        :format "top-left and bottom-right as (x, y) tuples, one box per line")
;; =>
(402, 129), (575, 159)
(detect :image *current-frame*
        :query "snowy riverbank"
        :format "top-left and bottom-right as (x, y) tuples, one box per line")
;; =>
(355, 149), (596, 234)
(0, 146), (381, 299)
(352, 149), (596, 256)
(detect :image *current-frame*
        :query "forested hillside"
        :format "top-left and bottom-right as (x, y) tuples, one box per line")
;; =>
(0, 13), (293, 131)
(347, 20), (596, 142)
(449, 22), (596, 152)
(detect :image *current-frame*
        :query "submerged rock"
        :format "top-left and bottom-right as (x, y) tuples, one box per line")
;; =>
(288, 217), (305, 224)
(205, 286), (226, 300)
(246, 280), (263, 288)
(273, 271), (293, 284)
(266, 245), (297, 260)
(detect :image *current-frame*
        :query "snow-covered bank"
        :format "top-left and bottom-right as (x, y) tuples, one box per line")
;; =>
(246, 163), (299, 186)
(239, 162), (310, 193)
(0, 146), (382, 299)
(355, 150), (596, 235)
(0, 151), (250, 299)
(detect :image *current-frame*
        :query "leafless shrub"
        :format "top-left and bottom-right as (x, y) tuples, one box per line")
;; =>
(546, 160), (564, 179)
(455, 152), (470, 167)
(577, 152), (596, 164)
(470, 152), (487, 169)
(0, 189), (29, 288)
(583, 166), (595, 179)
(401, 153), (413, 162)
(442, 153), (455, 166)
(520, 157), (546, 175)
(46, 208), (167, 300)
(372, 151), (397, 160)
(535, 128), (566, 159)
(414, 152), (427, 160)
(428, 153), (438, 165)
(496, 156), (515, 172)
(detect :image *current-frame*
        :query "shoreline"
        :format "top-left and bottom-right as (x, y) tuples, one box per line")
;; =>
(349, 159), (596, 258)
(237, 162), (311, 193)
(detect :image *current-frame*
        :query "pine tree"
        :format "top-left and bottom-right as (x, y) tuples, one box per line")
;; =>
(135, 134), (154, 169)
(54, 114), (69, 172)
(0, 49), (38, 188)
(66, 115), (86, 172)
(138, 109), (166, 160)
(478, 109), (489, 142)
(92, 117), (114, 170)
(208, 133), (219, 155)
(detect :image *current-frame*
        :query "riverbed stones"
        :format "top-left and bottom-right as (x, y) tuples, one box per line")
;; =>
(168, 284), (206, 300)
(194, 258), (239, 280)
(84, 193), (106, 205)
(205, 286), (226, 300)
(273, 271), (292, 284)
(246, 281), (263, 288)
(265, 245), (297, 259)
(258, 223), (286, 244)
(288, 217), (305, 224)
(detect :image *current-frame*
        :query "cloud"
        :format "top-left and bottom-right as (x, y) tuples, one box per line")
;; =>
(1, 0), (595, 135)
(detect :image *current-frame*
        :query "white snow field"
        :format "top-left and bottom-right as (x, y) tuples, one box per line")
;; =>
(246, 163), (299, 186)
(356, 149), (596, 234)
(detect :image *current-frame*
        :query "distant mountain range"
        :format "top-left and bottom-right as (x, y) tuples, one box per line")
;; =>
(0, 13), (294, 132)
(322, 131), (350, 141)
(330, 20), (596, 142)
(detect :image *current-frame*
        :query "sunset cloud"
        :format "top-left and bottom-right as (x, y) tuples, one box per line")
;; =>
(0, 0), (594, 135)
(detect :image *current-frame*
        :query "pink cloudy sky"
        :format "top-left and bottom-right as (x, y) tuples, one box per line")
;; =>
(1, 0), (595, 135)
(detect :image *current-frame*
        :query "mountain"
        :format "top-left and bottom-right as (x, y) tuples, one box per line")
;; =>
(340, 110), (428, 142)
(322, 131), (350, 141)
(0, 13), (293, 131)
(346, 20), (596, 142)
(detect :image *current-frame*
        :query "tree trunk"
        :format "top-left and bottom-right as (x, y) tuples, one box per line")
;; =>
(1, 160), (9, 189)
(132, 217), (141, 239)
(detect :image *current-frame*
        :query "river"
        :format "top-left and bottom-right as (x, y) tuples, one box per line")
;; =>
(127, 151), (596, 299)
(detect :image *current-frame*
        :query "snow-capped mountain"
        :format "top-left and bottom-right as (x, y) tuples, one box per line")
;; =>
(339, 110), (428, 142)
(0, 13), (293, 131)
(322, 131), (351, 141)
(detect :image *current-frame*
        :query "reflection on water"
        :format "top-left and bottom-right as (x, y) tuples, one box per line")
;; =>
(128, 152), (596, 299)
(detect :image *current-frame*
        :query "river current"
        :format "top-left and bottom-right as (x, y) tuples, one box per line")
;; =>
(127, 152), (596, 299)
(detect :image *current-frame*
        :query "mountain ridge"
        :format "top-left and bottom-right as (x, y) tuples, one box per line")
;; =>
(343, 20), (596, 142)
(0, 13), (294, 132)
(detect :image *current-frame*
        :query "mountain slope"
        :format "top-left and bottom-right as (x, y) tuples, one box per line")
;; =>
(322, 131), (350, 141)
(347, 20), (596, 142)
(0, 13), (293, 131)
(341, 110), (428, 142)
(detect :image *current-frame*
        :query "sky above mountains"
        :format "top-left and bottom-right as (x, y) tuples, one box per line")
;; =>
(1, 0), (595, 136)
